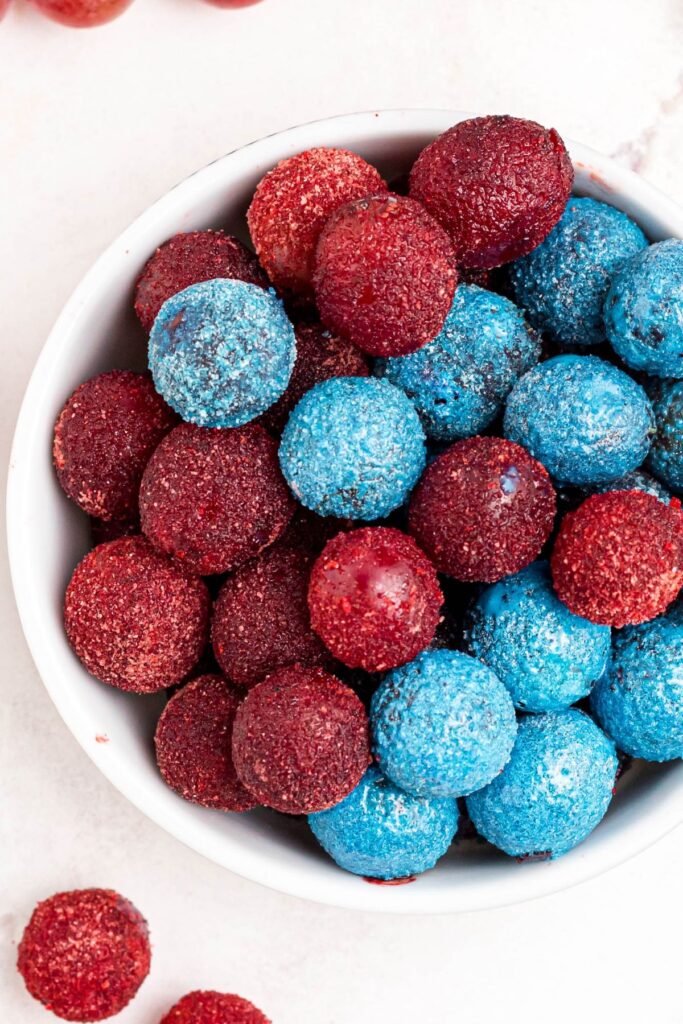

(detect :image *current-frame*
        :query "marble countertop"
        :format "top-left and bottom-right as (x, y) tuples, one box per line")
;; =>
(1, 0), (682, 1020)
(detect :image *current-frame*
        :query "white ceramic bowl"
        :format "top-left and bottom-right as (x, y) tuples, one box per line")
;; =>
(7, 110), (683, 914)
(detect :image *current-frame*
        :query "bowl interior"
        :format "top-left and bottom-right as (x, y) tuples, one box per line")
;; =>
(8, 109), (683, 913)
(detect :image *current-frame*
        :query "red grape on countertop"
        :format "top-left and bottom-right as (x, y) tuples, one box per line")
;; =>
(30, 0), (134, 27)
(17, 889), (150, 1022)
(160, 990), (270, 1024)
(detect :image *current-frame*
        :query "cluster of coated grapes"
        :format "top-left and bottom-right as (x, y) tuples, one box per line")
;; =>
(1, 0), (262, 29)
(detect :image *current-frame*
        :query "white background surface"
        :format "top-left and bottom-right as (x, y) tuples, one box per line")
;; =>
(1, 1), (683, 1021)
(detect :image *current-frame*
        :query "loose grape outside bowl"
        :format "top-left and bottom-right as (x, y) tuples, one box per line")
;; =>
(7, 109), (683, 913)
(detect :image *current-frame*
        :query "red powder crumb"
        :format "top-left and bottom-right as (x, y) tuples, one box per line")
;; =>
(232, 665), (371, 814)
(308, 527), (443, 672)
(258, 321), (370, 434)
(134, 230), (267, 334)
(160, 990), (270, 1024)
(155, 674), (256, 811)
(139, 422), (295, 576)
(313, 193), (458, 357)
(94, 734), (109, 744)
(551, 490), (683, 627)
(409, 115), (573, 269)
(212, 541), (330, 687)
(408, 436), (556, 582)
(247, 147), (386, 298)
(30, 0), (132, 26)
(53, 371), (177, 521)
(64, 536), (209, 693)
(17, 889), (150, 1022)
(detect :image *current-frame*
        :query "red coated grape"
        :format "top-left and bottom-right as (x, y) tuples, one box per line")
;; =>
(409, 436), (556, 582)
(308, 527), (443, 672)
(31, 0), (134, 28)
(313, 194), (458, 357)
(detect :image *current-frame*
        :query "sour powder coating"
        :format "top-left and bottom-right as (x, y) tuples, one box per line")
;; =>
(504, 354), (654, 485)
(309, 766), (458, 880)
(467, 561), (611, 712)
(370, 648), (517, 798)
(149, 279), (296, 428)
(279, 376), (426, 519)
(379, 284), (540, 441)
(467, 710), (618, 858)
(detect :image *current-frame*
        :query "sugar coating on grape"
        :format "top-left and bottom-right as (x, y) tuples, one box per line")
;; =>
(309, 766), (458, 880)
(155, 675), (256, 811)
(378, 284), (540, 441)
(591, 610), (683, 762)
(258, 321), (370, 434)
(370, 648), (517, 798)
(313, 193), (458, 357)
(509, 197), (647, 347)
(159, 990), (270, 1024)
(551, 490), (683, 627)
(504, 354), (654, 486)
(605, 239), (683, 377)
(140, 422), (294, 576)
(31, 0), (133, 27)
(232, 665), (371, 814)
(149, 279), (296, 428)
(53, 370), (177, 521)
(64, 536), (209, 693)
(279, 376), (426, 520)
(409, 115), (573, 269)
(647, 379), (683, 492)
(212, 541), (329, 687)
(408, 436), (556, 582)
(17, 889), (150, 1022)
(308, 527), (443, 672)
(467, 710), (617, 858)
(247, 147), (386, 296)
(466, 561), (611, 712)
(135, 230), (267, 334)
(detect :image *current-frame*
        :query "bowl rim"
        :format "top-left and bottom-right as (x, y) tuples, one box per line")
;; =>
(7, 108), (683, 914)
